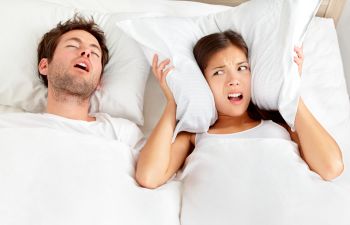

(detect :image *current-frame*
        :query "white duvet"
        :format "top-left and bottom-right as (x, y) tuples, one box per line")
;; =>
(0, 127), (180, 225)
(178, 137), (350, 225)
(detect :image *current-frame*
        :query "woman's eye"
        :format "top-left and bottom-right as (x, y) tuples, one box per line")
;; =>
(238, 65), (249, 71)
(213, 70), (224, 76)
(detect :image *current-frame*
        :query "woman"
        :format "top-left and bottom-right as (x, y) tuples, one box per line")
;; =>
(136, 30), (344, 189)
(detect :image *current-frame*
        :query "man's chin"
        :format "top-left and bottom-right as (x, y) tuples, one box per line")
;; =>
(49, 73), (99, 100)
(51, 85), (96, 100)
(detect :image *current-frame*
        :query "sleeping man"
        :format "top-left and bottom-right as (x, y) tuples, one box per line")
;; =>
(37, 14), (109, 123)
(0, 14), (154, 224)
(0, 14), (143, 146)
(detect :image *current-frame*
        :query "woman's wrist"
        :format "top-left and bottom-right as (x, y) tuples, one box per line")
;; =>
(166, 98), (176, 108)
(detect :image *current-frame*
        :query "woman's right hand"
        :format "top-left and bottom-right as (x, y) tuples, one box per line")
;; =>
(152, 54), (175, 103)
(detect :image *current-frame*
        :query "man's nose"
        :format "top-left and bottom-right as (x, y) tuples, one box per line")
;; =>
(80, 49), (91, 58)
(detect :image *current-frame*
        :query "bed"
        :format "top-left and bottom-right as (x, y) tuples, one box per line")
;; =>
(0, 0), (349, 225)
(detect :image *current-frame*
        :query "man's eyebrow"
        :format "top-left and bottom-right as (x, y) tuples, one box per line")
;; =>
(65, 37), (101, 53)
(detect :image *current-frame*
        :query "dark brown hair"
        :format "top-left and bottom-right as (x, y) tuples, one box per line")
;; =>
(193, 30), (248, 73)
(193, 30), (286, 124)
(37, 14), (109, 87)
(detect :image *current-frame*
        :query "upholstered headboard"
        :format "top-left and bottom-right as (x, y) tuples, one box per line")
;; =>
(184, 0), (346, 24)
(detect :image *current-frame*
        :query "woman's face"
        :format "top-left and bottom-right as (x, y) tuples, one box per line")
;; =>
(204, 44), (251, 118)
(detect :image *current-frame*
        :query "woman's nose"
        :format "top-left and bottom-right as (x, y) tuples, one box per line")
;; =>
(227, 71), (240, 86)
(229, 79), (240, 86)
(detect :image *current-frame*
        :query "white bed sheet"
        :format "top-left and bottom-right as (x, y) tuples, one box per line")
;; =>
(0, 126), (181, 225)
(178, 137), (350, 225)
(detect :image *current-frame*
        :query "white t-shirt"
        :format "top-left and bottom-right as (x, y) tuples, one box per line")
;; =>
(0, 112), (144, 151)
(195, 120), (291, 146)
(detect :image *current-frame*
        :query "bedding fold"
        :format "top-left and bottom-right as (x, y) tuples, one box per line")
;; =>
(178, 137), (350, 225)
(0, 127), (181, 225)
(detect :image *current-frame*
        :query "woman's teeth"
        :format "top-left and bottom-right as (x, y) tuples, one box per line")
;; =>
(228, 93), (243, 100)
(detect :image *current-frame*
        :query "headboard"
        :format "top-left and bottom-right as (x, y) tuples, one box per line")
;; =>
(184, 0), (346, 24)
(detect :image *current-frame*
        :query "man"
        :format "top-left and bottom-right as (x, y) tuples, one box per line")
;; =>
(0, 15), (150, 224)
(0, 14), (142, 144)
(37, 14), (109, 122)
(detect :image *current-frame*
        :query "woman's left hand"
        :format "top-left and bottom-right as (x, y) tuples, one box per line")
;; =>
(294, 46), (304, 76)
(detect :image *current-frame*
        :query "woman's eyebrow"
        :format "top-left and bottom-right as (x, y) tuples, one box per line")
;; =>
(236, 61), (248, 65)
(212, 65), (225, 70)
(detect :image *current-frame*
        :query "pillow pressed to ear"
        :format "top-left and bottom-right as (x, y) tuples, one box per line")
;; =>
(118, 17), (219, 138)
(0, 0), (149, 125)
(301, 18), (350, 130)
(117, 0), (321, 137)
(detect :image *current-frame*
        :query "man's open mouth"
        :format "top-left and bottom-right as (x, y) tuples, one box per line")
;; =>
(74, 62), (89, 72)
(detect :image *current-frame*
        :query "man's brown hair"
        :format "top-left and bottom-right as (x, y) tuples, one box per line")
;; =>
(37, 14), (109, 87)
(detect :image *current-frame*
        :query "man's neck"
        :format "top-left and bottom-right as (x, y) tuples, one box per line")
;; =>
(46, 89), (96, 122)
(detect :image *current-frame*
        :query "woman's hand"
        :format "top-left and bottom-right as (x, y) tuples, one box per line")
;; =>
(294, 46), (304, 76)
(136, 54), (192, 189)
(152, 54), (175, 103)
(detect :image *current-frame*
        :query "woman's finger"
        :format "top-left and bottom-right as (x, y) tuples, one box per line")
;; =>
(152, 54), (158, 70)
(152, 54), (159, 78)
(163, 66), (175, 78)
(158, 58), (171, 72)
(294, 56), (302, 65)
(294, 47), (304, 59)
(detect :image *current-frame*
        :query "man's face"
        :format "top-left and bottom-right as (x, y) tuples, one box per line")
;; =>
(39, 29), (103, 100)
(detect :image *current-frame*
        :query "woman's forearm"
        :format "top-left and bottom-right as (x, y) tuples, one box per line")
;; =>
(295, 99), (344, 180)
(135, 101), (177, 187)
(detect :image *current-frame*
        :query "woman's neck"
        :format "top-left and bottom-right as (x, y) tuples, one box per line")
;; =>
(209, 113), (259, 134)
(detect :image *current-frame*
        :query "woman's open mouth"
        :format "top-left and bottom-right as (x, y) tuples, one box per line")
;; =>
(228, 92), (243, 105)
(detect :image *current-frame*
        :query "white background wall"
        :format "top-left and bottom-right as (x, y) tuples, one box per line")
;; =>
(337, 0), (350, 96)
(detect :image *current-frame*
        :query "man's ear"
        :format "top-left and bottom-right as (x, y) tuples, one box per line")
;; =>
(38, 58), (49, 76)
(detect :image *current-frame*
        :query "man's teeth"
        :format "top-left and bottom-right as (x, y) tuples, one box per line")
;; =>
(78, 63), (87, 68)
(75, 63), (88, 71)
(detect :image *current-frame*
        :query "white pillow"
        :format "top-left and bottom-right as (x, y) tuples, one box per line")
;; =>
(117, 0), (321, 137)
(0, 0), (150, 125)
(301, 18), (350, 130)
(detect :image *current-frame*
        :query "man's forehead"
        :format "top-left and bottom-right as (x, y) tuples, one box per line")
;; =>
(60, 30), (101, 48)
